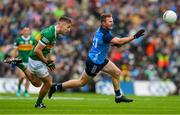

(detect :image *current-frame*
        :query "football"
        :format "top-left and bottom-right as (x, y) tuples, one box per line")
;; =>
(163, 10), (177, 23)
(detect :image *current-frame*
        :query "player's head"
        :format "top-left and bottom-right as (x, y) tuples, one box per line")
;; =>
(100, 13), (113, 29)
(21, 27), (31, 37)
(56, 16), (73, 35)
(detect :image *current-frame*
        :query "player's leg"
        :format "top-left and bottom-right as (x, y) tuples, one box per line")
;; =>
(48, 71), (92, 98)
(24, 77), (30, 97)
(48, 57), (100, 99)
(23, 68), (42, 87)
(63, 71), (91, 88)
(35, 75), (52, 108)
(4, 58), (42, 87)
(102, 60), (120, 91)
(102, 60), (133, 103)
(15, 67), (25, 97)
(31, 59), (53, 108)
(16, 63), (30, 97)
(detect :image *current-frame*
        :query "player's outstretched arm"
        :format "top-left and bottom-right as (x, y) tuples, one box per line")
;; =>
(111, 29), (145, 47)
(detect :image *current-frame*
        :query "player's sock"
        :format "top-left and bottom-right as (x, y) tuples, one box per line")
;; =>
(24, 89), (29, 97)
(24, 89), (28, 94)
(55, 83), (62, 91)
(48, 83), (62, 99)
(18, 85), (21, 92)
(114, 89), (122, 98)
(16, 87), (21, 97)
(36, 97), (43, 105)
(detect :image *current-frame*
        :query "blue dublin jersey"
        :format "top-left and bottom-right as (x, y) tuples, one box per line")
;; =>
(88, 26), (114, 64)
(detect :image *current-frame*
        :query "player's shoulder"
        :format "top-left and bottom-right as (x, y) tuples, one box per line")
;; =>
(95, 27), (110, 38)
(30, 36), (36, 40)
(40, 25), (55, 40)
(41, 25), (55, 33)
(99, 27), (110, 33)
(15, 37), (22, 41)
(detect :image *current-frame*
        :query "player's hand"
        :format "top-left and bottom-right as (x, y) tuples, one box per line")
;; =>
(133, 29), (145, 39)
(46, 60), (55, 71)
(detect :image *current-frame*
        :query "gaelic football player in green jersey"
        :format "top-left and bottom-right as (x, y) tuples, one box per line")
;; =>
(5, 17), (73, 108)
(13, 27), (36, 97)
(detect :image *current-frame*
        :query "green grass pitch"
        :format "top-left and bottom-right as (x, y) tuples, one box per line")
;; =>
(0, 92), (180, 115)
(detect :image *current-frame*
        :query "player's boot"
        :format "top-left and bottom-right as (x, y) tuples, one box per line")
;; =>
(4, 58), (22, 65)
(16, 90), (21, 97)
(24, 92), (29, 97)
(48, 84), (56, 99)
(35, 103), (46, 108)
(115, 96), (133, 103)
(4, 58), (26, 71)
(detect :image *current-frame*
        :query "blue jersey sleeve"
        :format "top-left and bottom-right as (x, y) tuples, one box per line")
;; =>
(103, 32), (114, 44)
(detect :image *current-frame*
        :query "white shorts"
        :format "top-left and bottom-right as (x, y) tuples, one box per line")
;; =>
(27, 57), (49, 78)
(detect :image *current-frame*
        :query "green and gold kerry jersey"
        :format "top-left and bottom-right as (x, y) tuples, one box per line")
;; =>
(14, 36), (36, 62)
(29, 25), (57, 60)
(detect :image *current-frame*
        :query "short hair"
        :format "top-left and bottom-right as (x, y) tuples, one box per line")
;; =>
(100, 13), (112, 23)
(59, 16), (72, 24)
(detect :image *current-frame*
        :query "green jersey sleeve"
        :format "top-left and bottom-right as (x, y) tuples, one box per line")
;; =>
(39, 25), (56, 46)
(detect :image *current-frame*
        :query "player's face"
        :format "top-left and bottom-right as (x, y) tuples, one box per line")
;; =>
(22, 28), (31, 37)
(104, 17), (113, 29)
(57, 23), (72, 35)
(62, 23), (72, 34)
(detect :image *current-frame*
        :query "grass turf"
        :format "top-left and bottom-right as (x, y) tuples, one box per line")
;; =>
(0, 92), (180, 114)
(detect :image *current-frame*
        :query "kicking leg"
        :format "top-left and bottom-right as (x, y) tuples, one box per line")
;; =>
(48, 71), (91, 99)
(4, 58), (42, 87)
(63, 71), (91, 88)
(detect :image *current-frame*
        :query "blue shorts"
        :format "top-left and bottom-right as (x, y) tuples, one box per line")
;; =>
(85, 57), (109, 77)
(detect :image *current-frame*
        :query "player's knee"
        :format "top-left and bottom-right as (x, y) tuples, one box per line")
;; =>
(45, 79), (52, 87)
(33, 81), (42, 87)
(19, 77), (24, 81)
(114, 70), (121, 77)
(48, 81), (53, 87)
(79, 80), (86, 87)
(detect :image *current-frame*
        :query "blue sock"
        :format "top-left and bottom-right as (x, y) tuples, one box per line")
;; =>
(55, 83), (62, 91)
(115, 89), (121, 97)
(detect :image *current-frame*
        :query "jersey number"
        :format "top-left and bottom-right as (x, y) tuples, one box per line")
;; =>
(93, 38), (98, 48)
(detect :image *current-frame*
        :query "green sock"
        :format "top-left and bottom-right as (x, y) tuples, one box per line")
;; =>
(24, 89), (28, 93)
(36, 97), (43, 104)
(18, 86), (21, 92)
(17, 63), (27, 71)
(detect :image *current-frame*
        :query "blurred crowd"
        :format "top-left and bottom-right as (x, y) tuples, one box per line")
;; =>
(0, 0), (180, 93)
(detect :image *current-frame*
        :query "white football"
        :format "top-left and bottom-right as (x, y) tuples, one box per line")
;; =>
(163, 10), (177, 23)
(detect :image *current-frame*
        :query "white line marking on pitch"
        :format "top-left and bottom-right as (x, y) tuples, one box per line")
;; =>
(0, 96), (109, 101)
(0, 96), (84, 100)
(1, 113), (176, 115)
